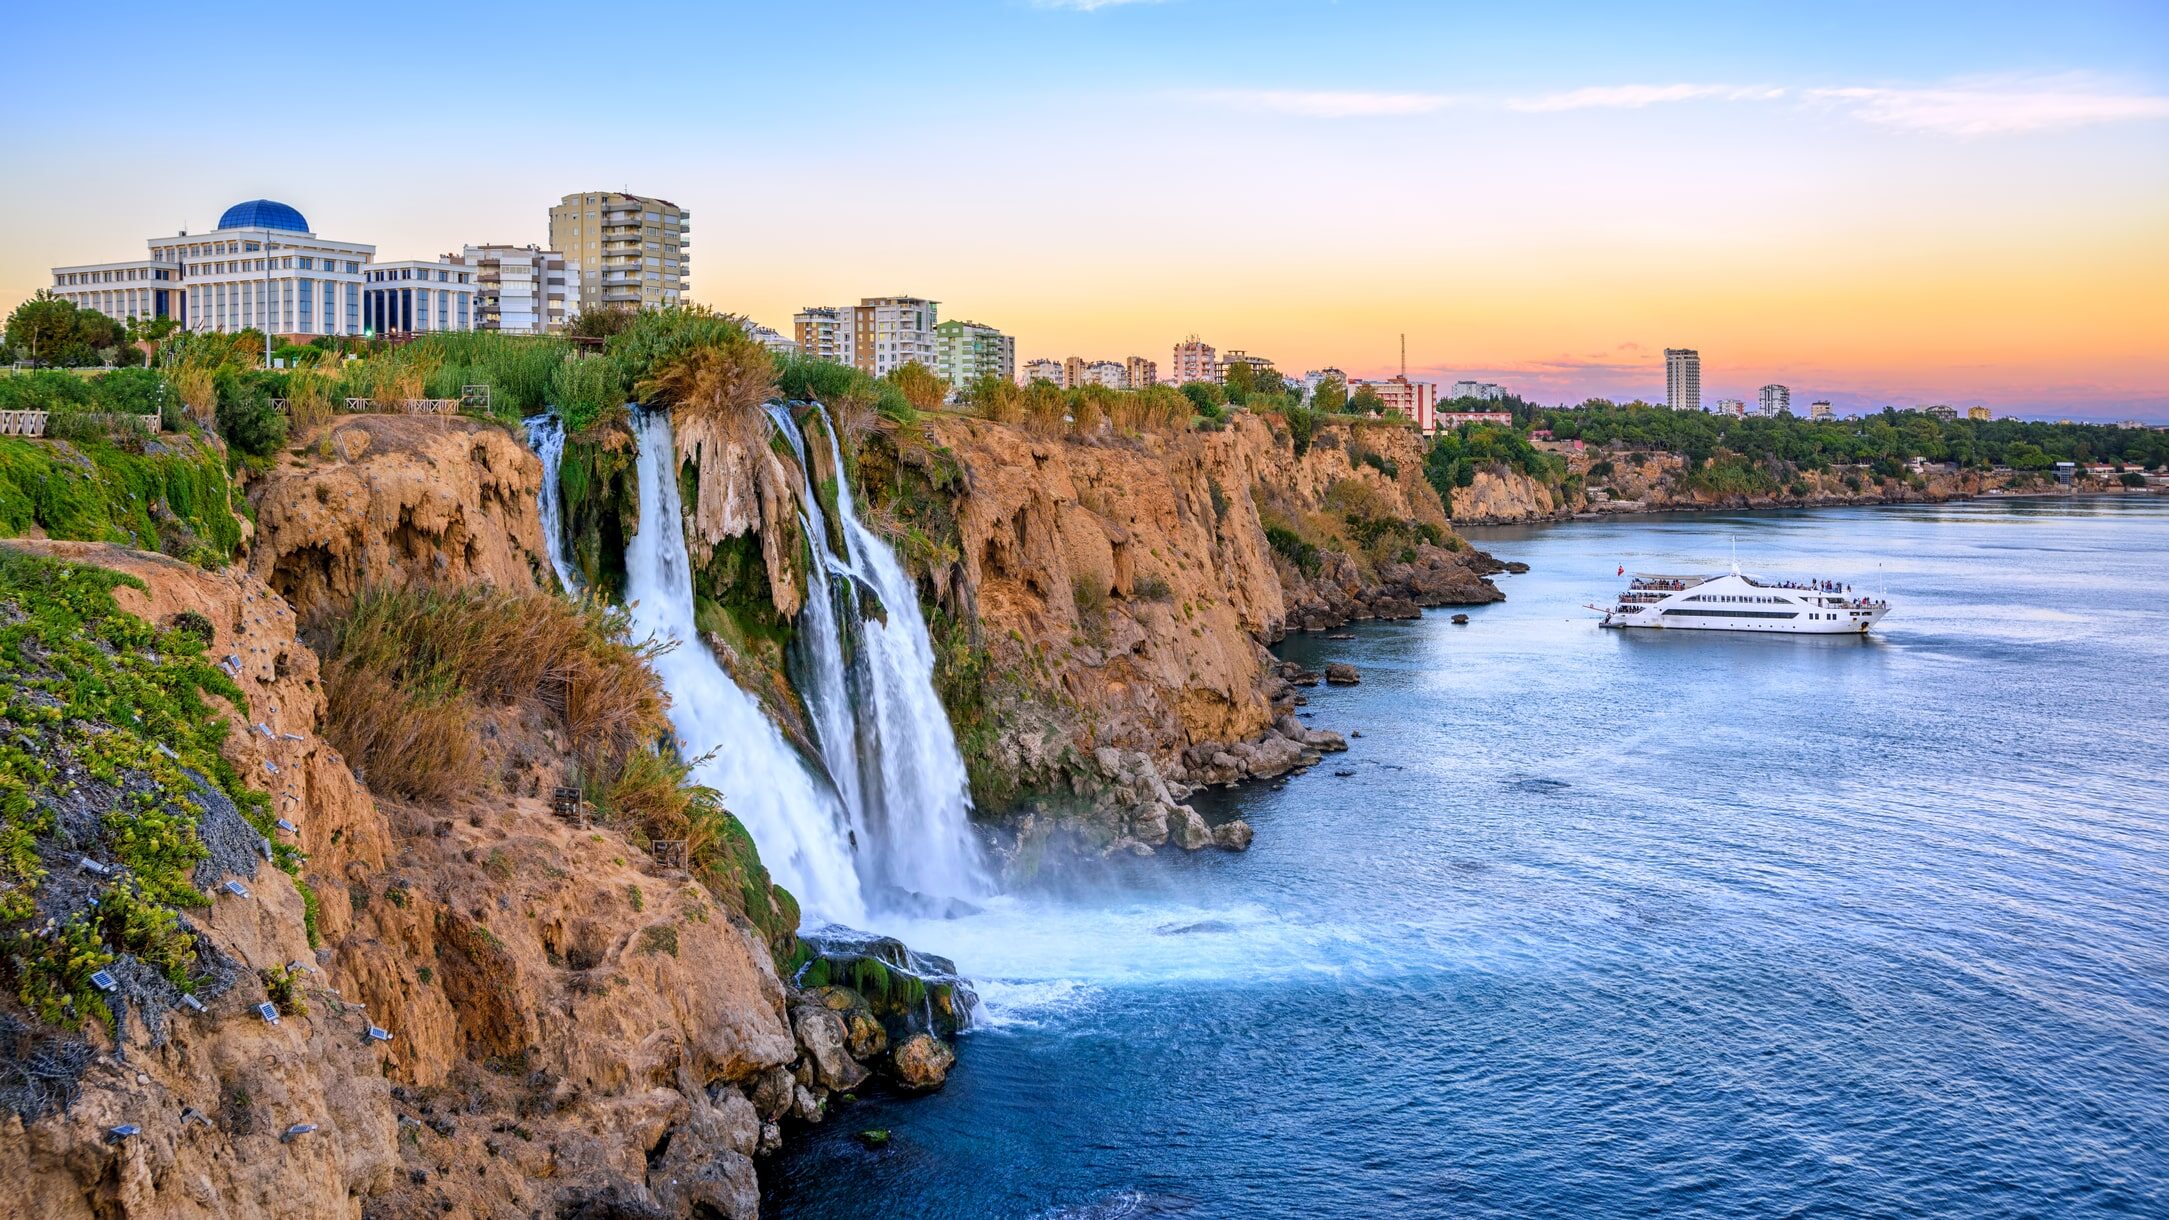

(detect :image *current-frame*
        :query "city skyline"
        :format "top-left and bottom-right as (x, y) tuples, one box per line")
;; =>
(2, 1), (2165, 419)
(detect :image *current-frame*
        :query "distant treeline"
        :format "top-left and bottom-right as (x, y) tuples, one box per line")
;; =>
(1515, 403), (2168, 471)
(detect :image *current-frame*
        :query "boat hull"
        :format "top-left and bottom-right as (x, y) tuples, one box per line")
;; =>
(1601, 605), (1888, 634)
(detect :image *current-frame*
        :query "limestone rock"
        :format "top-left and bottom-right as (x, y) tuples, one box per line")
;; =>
(1170, 805), (1214, 851)
(1213, 820), (1255, 851)
(1325, 662), (1361, 685)
(791, 1006), (869, 1093)
(890, 1034), (956, 1091)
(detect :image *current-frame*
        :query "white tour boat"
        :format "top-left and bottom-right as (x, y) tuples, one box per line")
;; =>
(1597, 562), (1889, 634)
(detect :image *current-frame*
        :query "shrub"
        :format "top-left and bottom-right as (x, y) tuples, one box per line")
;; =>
(1132, 576), (1174, 602)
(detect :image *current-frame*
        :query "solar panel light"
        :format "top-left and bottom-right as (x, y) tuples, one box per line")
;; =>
(225, 880), (251, 898)
(257, 1002), (280, 1024)
(281, 1123), (318, 1143)
(108, 1124), (141, 1142)
(90, 970), (118, 992)
(367, 1026), (393, 1043)
(275, 818), (298, 833)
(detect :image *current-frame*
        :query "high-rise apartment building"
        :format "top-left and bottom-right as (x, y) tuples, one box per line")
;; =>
(1967, 406), (1991, 421)
(454, 244), (573, 334)
(934, 319), (1015, 389)
(1063, 356), (1088, 389)
(1924, 404), (1959, 421)
(1220, 350), (1275, 384)
(1665, 348), (1702, 412)
(1759, 383), (1791, 416)
(1171, 335), (1219, 384)
(547, 191), (690, 316)
(849, 296), (938, 377)
(1716, 398), (1747, 417)
(1810, 400), (1834, 420)
(793, 307), (853, 365)
(1450, 380), (1507, 401)
(1021, 358), (1064, 385)
(1126, 356), (1158, 389)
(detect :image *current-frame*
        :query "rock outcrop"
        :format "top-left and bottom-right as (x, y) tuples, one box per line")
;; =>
(247, 415), (552, 618)
(1, 519), (959, 1218)
(860, 411), (1498, 858)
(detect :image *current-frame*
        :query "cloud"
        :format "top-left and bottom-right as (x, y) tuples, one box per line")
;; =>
(1505, 83), (1786, 112)
(1030, 0), (1160, 10)
(1804, 74), (2169, 135)
(1184, 88), (1456, 118)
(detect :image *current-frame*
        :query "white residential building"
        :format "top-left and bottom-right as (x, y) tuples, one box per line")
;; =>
(1079, 360), (1129, 389)
(744, 321), (799, 356)
(361, 260), (479, 335)
(1759, 383), (1791, 416)
(1716, 398), (1747, 417)
(1665, 348), (1702, 412)
(1303, 368), (1348, 402)
(1449, 380), (1507, 401)
(795, 296), (939, 378)
(455, 244), (572, 334)
(1021, 358), (1064, 385)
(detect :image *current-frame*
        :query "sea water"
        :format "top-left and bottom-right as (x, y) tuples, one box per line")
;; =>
(765, 498), (2169, 1219)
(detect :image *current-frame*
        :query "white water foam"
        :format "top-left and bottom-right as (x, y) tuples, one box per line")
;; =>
(522, 414), (580, 594)
(624, 407), (867, 925)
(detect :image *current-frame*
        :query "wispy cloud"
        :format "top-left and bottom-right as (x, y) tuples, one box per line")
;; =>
(1505, 84), (1786, 112)
(1185, 88), (1457, 118)
(1804, 74), (2169, 135)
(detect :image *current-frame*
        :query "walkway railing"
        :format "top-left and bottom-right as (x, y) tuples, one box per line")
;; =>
(0, 410), (162, 438)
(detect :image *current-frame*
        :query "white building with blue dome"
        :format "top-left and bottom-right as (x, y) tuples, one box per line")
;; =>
(49, 199), (476, 339)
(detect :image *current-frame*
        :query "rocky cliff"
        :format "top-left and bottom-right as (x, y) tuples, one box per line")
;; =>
(856, 410), (1503, 857)
(247, 415), (553, 619)
(2, 414), (960, 1219)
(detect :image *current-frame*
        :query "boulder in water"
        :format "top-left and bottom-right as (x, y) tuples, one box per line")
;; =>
(891, 1034), (955, 1091)
(1325, 662), (1361, 685)
(1213, 820), (1254, 851)
(1169, 805), (1213, 851)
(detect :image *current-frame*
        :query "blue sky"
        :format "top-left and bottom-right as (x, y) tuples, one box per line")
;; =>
(4, 1), (2165, 416)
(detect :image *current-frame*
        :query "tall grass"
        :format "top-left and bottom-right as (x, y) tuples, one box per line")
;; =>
(314, 583), (793, 944)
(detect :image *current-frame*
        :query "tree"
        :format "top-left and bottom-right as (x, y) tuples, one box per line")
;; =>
(1312, 376), (1347, 415)
(569, 307), (636, 340)
(1348, 385), (1385, 415)
(1282, 403), (1321, 455)
(4, 292), (123, 367)
(963, 374), (1023, 423)
(885, 361), (950, 413)
(1180, 381), (1227, 415)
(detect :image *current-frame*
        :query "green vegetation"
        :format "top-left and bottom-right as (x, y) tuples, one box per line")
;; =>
(0, 549), (276, 1031)
(1424, 422), (1565, 502)
(0, 434), (244, 564)
(1, 293), (129, 368)
(1536, 402), (2169, 472)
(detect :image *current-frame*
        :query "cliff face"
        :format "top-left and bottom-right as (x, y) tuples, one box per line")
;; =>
(0, 540), (802, 1219)
(859, 411), (1501, 851)
(247, 415), (552, 618)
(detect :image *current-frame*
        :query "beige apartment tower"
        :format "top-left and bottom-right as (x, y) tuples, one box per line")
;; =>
(547, 191), (691, 316)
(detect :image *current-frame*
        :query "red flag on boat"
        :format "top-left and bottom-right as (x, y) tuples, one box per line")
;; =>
(1617, 564), (1625, 576)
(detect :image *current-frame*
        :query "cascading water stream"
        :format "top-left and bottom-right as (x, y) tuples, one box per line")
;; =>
(765, 404), (990, 910)
(622, 407), (869, 925)
(522, 415), (580, 594)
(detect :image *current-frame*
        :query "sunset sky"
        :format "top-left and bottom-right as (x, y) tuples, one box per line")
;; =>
(3, 1), (2164, 418)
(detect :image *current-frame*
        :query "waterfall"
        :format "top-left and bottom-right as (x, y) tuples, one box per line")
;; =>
(522, 414), (580, 595)
(623, 407), (868, 926)
(771, 404), (990, 911)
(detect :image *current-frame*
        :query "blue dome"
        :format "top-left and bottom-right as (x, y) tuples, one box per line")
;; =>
(216, 199), (310, 233)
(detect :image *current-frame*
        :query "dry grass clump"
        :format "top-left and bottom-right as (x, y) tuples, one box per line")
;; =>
(635, 330), (778, 451)
(315, 586), (667, 803)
